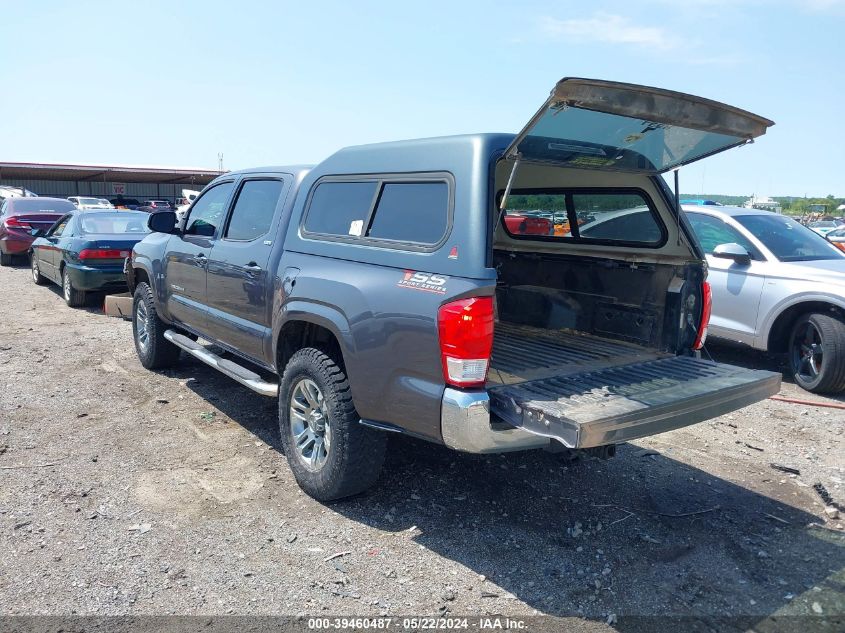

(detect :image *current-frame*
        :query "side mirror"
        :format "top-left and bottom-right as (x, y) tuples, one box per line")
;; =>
(30, 228), (45, 238)
(148, 210), (178, 234)
(712, 242), (752, 265)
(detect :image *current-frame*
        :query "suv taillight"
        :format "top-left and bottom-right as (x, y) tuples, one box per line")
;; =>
(693, 281), (712, 350)
(437, 297), (494, 388)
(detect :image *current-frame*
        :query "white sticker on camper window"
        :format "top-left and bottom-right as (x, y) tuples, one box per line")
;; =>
(348, 220), (363, 237)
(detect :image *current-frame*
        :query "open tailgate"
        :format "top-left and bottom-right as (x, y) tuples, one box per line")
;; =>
(505, 78), (774, 173)
(489, 356), (780, 448)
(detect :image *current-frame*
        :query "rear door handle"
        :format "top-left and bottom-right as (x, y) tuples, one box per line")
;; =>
(193, 253), (207, 267)
(244, 262), (262, 274)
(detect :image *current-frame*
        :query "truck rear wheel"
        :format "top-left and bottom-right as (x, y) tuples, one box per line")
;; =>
(279, 348), (386, 501)
(132, 282), (181, 369)
(789, 312), (845, 394)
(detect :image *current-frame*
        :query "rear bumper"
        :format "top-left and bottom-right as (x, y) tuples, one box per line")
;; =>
(0, 234), (34, 255)
(440, 388), (550, 454)
(65, 264), (127, 291)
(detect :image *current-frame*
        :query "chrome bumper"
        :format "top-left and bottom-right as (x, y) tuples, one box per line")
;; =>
(440, 388), (550, 454)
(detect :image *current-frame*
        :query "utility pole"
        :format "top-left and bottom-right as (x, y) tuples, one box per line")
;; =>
(218, 153), (224, 173)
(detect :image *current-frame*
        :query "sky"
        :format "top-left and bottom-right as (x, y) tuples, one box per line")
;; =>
(2, 0), (844, 197)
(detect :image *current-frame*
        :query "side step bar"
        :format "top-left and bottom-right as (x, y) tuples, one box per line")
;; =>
(163, 330), (279, 397)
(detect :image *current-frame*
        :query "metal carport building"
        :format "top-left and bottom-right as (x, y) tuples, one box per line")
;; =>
(0, 161), (222, 203)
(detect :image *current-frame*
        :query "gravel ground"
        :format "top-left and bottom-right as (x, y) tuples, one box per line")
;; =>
(0, 260), (843, 631)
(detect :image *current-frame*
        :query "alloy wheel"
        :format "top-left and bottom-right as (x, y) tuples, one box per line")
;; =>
(135, 299), (150, 353)
(63, 272), (71, 301)
(792, 321), (823, 383)
(289, 378), (331, 471)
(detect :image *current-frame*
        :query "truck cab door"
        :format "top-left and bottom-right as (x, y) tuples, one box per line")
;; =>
(163, 180), (236, 331)
(206, 177), (288, 361)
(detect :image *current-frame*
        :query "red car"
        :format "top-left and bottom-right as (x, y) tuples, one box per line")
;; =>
(503, 213), (553, 236)
(0, 197), (75, 266)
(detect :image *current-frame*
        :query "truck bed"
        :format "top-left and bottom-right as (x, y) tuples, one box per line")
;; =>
(487, 322), (781, 449)
(488, 322), (666, 386)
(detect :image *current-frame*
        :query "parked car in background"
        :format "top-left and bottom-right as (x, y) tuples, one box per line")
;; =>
(502, 212), (552, 235)
(29, 210), (150, 306)
(110, 197), (142, 210)
(0, 185), (38, 201)
(826, 226), (845, 253)
(68, 196), (114, 209)
(808, 220), (839, 237)
(684, 205), (845, 393)
(0, 197), (75, 265)
(138, 200), (172, 212)
(175, 188), (201, 223)
(681, 199), (724, 206)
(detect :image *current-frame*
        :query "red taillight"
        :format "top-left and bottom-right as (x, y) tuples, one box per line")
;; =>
(693, 281), (712, 351)
(834, 241), (845, 252)
(437, 296), (495, 388)
(3, 216), (30, 229)
(79, 249), (130, 260)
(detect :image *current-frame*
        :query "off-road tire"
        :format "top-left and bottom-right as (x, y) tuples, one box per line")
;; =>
(0, 252), (14, 266)
(789, 312), (845, 394)
(132, 282), (181, 369)
(279, 348), (386, 501)
(62, 269), (86, 307)
(31, 256), (47, 285)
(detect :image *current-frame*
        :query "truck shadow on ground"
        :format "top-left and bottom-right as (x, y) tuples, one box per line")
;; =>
(175, 355), (845, 630)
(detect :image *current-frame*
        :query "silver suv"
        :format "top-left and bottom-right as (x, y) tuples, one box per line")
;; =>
(684, 204), (845, 393)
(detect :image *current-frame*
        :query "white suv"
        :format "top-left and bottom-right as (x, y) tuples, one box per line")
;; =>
(684, 204), (845, 393)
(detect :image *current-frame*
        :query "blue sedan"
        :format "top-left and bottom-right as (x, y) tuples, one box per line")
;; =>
(30, 210), (150, 306)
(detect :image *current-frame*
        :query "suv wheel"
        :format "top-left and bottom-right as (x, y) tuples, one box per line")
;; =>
(132, 282), (181, 369)
(62, 269), (86, 307)
(31, 256), (47, 285)
(279, 348), (386, 501)
(789, 312), (845, 393)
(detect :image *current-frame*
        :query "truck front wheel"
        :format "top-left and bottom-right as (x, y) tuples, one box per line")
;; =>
(279, 348), (386, 501)
(132, 282), (181, 369)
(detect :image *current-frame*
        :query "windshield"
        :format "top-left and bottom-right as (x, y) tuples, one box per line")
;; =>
(79, 212), (151, 234)
(810, 221), (837, 228)
(735, 214), (844, 262)
(77, 197), (105, 206)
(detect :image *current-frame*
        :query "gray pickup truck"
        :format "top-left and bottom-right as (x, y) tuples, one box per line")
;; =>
(128, 78), (782, 500)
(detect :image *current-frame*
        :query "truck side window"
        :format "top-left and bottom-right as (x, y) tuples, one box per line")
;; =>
(224, 180), (284, 241)
(367, 182), (449, 244)
(304, 181), (377, 237)
(185, 182), (235, 238)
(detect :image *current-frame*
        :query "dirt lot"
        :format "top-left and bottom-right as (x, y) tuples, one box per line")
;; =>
(0, 261), (843, 631)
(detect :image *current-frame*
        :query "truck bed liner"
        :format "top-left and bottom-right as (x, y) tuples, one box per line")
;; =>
(489, 355), (781, 449)
(488, 322), (665, 386)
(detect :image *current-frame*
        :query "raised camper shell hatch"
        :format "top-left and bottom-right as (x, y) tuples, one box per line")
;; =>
(505, 78), (775, 173)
